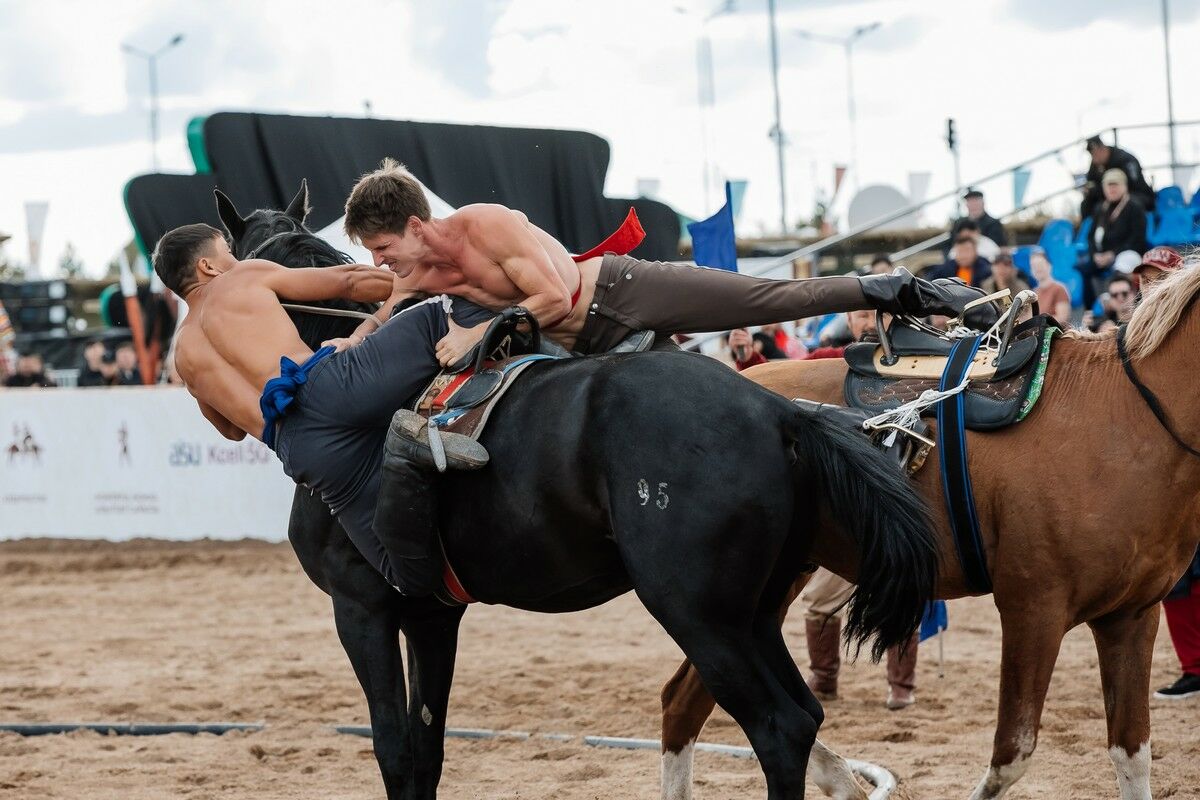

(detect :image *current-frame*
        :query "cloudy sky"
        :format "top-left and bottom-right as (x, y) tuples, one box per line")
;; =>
(1, 0), (1198, 276)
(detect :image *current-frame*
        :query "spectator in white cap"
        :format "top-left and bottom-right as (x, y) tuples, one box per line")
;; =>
(1079, 168), (1148, 309)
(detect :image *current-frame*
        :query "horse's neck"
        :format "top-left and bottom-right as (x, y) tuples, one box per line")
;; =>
(1132, 305), (1200, 451)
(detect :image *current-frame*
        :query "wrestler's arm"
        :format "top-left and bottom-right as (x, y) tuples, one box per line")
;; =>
(326, 275), (418, 351)
(248, 259), (395, 304)
(197, 399), (247, 441)
(174, 341), (249, 441)
(466, 208), (571, 324)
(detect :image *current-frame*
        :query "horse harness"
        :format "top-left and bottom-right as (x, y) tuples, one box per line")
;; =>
(1116, 323), (1200, 460)
(822, 289), (1061, 594)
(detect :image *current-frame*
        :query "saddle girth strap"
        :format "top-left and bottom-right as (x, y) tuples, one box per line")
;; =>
(1116, 324), (1200, 460)
(936, 335), (993, 594)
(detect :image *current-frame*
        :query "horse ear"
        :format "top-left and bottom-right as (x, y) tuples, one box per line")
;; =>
(214, 189), (246, 241)
(285, 179), (310, 223)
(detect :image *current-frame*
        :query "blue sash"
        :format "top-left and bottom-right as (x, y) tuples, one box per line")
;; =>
(259, 346), (336, 450)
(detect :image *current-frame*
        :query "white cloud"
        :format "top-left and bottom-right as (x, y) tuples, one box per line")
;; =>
(1, 0), (1199, 275)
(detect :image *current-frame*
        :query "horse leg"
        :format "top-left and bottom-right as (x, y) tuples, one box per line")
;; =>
(968, 602), (1069, 800)
(660, 574), (811, 800)
(331, 590), (412, 800)
(659, 660), (713, 800)
(1088, 609), (1159, 800)
(399, 604), (467, 800)
(752, 576), (869, 800)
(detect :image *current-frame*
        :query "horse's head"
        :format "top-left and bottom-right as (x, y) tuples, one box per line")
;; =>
(216, 180), (311, 258)
(213, 179), (375, 349)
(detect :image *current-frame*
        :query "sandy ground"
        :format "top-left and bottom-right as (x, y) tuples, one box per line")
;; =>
(0, 538), (1196, 800)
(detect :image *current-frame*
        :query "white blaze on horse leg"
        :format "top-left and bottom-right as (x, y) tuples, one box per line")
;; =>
(1109, 741), (1152, 800)
(660, 739), (695, 800)
(809, 740), (870, 800)
(968, 728), (1036, 800)
(967, 756), (1032, 800)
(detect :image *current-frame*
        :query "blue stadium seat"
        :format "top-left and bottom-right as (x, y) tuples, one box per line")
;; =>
(1010, 245), (1039, 286)
(1038, 218), (1082, 306)
(1073, 217), (1093, 255)
(1190, 187), (1200, 220)
(1158, 185), (1186, 210)
(1150, 205), (1200, 247)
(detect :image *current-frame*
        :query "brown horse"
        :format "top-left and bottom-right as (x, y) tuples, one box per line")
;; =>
(659, 264), (1200, 800)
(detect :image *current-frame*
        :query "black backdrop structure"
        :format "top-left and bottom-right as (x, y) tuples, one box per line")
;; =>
(125, 113), (680, 262)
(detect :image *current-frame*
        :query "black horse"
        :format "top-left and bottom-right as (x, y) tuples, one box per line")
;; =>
(217, 186), (939, 799)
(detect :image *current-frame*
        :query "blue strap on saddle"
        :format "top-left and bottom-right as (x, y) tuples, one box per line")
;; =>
(936, 335), (993, 594)
(259, 346), (336, 450)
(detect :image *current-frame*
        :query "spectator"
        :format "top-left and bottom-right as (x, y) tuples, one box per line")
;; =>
(731, 310), (877, 370)
(4, 353), (56, 388)
(1132, 245), (1184, 292)
(1155, 550), (1200, 700)
(77, 339), (117, 387)
(111, 343), (142, 386)
(1082, 136), (1155, 218)
(1080, 169), (1148, 309)
(949, 189), (1006, 256)
(1086, 274), (1136, 332)
(927, 229), (992, 288)
(1030, 251), (1072, 326)
(981, 251), (1031, 297)
(801, 568), (920, 709)
(869, 253), (893, 274)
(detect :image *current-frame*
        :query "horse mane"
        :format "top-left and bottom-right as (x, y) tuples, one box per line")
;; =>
(251, 228), (379, 349)
(1059, 253), (1200, 360)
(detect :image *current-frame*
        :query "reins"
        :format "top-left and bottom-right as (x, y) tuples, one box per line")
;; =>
(1115, 323), (1200, 460)
(247, 229), (381, 324)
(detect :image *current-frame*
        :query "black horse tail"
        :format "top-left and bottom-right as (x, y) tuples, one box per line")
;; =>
(785, 406), (938, 661)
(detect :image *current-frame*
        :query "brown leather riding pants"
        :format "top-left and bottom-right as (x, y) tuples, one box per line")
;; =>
(574, 253), (869, 355)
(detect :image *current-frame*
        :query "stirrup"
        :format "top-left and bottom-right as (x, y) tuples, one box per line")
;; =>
(388, 409), (489, 472)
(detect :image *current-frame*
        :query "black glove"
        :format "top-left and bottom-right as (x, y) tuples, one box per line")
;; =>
(859, 267), (992, 322)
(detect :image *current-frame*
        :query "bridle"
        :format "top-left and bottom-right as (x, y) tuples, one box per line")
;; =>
(246, 229), (380, 323)
(1116, 322), (1200, 460)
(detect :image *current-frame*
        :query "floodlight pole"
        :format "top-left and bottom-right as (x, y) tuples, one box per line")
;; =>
(122, 34), (185, 171)
(767, 0), (787, 234)
(794, 22), (881, 192)
(1161, 0), (1179, 184)
(675, 2), (736, 212)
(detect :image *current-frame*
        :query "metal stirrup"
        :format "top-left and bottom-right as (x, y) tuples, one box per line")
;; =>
(427, 418), (448, 473)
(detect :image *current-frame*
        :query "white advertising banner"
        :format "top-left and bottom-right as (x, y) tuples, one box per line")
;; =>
(0, 388), (296, 541)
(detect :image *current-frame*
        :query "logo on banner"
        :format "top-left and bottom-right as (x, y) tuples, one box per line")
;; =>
(118, 422), (132, 466)
(6, 423), (42, 465)
(169, 440), (202, 467)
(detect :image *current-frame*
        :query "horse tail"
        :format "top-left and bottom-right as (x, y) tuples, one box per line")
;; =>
(785, 406), (938, 661)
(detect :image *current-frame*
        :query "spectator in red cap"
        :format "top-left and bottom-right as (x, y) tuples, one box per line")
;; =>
(1133, 246), (1184, 291)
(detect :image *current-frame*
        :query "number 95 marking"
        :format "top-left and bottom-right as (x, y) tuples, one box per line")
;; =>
(637, 479), (670, 510)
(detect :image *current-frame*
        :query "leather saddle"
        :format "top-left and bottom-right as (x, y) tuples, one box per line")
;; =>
(843, 312), (1059, 432)
(413, 307), (656, 440)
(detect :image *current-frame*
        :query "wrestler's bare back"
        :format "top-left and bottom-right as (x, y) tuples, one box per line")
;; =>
(174, 252), (393, 441)
(175, 264), (316, 438)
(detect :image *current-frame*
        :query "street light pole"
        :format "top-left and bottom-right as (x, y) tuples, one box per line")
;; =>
(122, 33), (185, 171)
(675, 2), (736, 212)
(767, 0), (787, 234)
(794, 22), (880, 191)
(1161, 0), (1179, 184)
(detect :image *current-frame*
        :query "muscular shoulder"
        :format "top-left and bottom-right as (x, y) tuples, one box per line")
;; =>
(455, 204), (528, 231)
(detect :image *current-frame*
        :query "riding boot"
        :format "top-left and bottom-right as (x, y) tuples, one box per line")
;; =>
(805, 617), (842, 701)
(859, 267), (992, 322)
(372, 411), (488, 598)
(388, 409), (489, 471)
(885, 632), (919, 710)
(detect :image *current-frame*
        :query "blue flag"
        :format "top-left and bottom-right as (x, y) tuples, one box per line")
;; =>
(687, 181), (737, 272)
(919, 600), (948, 643)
